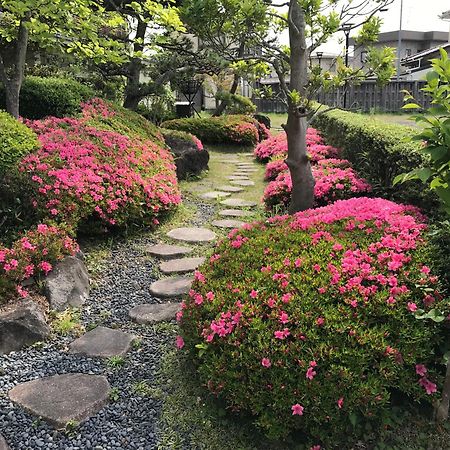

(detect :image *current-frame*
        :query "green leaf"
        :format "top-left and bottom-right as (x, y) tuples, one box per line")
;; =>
(402, 103), (421, 109)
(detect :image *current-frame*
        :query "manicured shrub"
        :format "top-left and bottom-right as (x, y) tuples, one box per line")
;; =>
(312, 109), (439, 213)
(161, 115), (263, 146)
(264, 156), (288, 181)
(162, 129), (204, 151)
(0, 111), (39, 173)
(216, 92), (257, 115)
(19, 104), (180, 228)
(0, 223), (79, 300)
(178, 197), (449, 445)
(0, 76), (95, 119)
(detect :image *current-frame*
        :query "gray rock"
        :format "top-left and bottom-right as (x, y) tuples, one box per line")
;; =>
(129, 303), (180, 324)
(212, 219), (246, 229)
(219, 209), (253, 217)
(0, 301), (50, 354)
(69, 326), (136, 358)
(227, 175), (249, 180)
(149, 276), (193, 298)
(217, 185), (244, 192)
(230, 180), (255, 186)
(44, 256), (89, 311)
(145, 243), (192, 260)
(220, 198), (257, 208)
(200, 191), (231, 200)
(9, 373), (110, 429)
(159, 257), (205, 274)
(167, 227), (216, 243)
(0, 434), (10, 450)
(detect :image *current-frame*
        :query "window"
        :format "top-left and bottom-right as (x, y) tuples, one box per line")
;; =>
(405, 48), (412, 57)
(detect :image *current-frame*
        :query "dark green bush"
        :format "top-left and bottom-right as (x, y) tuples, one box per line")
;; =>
(312, 109), (439, 214)
(0, 76), (95, 119)
(216, 92), (257, 115)
(0, 111), (39, 173)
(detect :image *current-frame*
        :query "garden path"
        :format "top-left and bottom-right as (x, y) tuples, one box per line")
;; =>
(0, 149), (265, 449)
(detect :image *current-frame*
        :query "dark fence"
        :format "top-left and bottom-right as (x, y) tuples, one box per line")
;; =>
(254, 80), (431, 114)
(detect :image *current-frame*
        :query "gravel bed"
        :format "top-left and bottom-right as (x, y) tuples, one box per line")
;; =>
(0, 199), (218, 450)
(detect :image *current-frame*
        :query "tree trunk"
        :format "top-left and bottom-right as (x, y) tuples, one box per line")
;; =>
(284, 0), (314, 214)
(123, 18), (147, 111)
(0, 17), (30, 118)
(435, 359), (450, 422)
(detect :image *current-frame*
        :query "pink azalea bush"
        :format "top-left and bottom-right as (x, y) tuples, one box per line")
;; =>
(263, 163), (372, 211)
(0, 224), (78, 301)
(178, 197), (449, 445)
(19, 104), (181, 228)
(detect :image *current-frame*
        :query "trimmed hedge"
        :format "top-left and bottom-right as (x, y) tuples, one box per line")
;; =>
(0, 76), (95, 119)
(312, 110), (438, 213)
(0, 111), (39, 173)
(161, 115), (265, 146)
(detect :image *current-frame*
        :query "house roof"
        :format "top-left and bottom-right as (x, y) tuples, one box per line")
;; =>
(349, 30), (449, 45)
(402, 42), (450, 65)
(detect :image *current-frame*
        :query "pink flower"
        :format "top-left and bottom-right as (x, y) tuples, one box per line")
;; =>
(415, 364), (427, 376)
(194, 270), (206, 283)
(274, 328), (290, 339)
(279, 311), (289, 324)
(282, 293), (292, 303)
(206, 291), (215, 301)
(261, 358), (271, 368)
(337, 397), (344, 409)
(310, 446), (321, 450)
(407, 302), (418, 312)
(39, 261), (52, 274)
(291, 403), (304, 416)
(316, 317), (325, 327)
(421, 265), (431, 275)
(306, 367), (317, 380)
(176, 335), (185, 349)
(419, 377), (437, 395)
(250, 289), (258, 298)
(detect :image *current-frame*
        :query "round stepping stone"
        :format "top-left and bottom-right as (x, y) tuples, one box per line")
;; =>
(220, 198), (257, 208)
(69, 326), (136, 358)
(167, 227), (216, 243)
(150, 276), (193, 298)
(146, 243), (192, 260)
(217, 185), (244, 193)
(129, 303), (180, 324)
(201, 191), (231, 199)
(230, 180), (255, 187)
(160, 256), (205, 274)
(227, 176), (249, 180)
(212, 219), (246, 228)
(219, 209), (253, 217)
(0, 434), (10, 450)
(9, 373), (110, 428)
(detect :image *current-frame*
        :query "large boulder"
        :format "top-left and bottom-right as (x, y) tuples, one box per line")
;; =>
(0, 300), (50, 354)
(44, 256), (89, 311)
(163, 130), (209, 180)
(0, 434), (10, 450)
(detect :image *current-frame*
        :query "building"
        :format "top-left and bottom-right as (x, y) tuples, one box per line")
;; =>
(401, 42), (450, 80)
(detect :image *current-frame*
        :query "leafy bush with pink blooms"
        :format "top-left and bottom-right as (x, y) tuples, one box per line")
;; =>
(263, 163), (372, 211)
(178, 197), (450, 445)
(0, 224), (79, 301)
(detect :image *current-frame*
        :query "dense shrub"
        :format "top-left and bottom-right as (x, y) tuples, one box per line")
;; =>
(216, 92), (257, 115)
(18, 102), (180, 228)
(0, 111), (39, 173)
(0, 77), (95, 119)
(178, 197), (449, 445)
(162, 129), (204, 151)
(312, 109), (439, 213)
(263, 164), (372, 211)
(0, 224), (79, 300)
(161, 115), (264, 146)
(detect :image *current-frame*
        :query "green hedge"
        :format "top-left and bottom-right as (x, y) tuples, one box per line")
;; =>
(0, 111), (39, 173)
(161, 115), (262, 146)
(312, 109), (439, 213)
(0, 76), (95, 119)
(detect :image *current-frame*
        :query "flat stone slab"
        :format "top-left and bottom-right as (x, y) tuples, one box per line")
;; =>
(218, 159), (240, 163)
(217, 185), (244, 192)
(0, 434), (10, 450)
(69, 326), (135, 358)
(230, 180), (255, 186)
(200, 191), (231, 200)
(220, 198), (257, 208)
(146, 243), (193, 260)
(160, 256), (205, 274)
(129, 303), (180, 324)
(150, 276), (194, 298)
(228, 175), (249, 180)
(235, 169), (257, 173)
(212, 219), (246, 228)
(219, 209), (253, 217)
(167, 227), (216, 243)
(9, 373), (110, 428)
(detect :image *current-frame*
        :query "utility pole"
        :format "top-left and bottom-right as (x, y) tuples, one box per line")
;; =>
(396, 0), (404, 81)
(342, 23), (354, 109)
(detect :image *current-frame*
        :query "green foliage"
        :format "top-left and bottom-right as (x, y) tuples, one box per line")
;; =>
(0, 110), (39, 173)
(161, 115), (261, 146)
(136, 89), (176, 125)
(0, 77), (95, 119)
(312, 109), (439, 214)
(216, 92), (257, 115)
(394, 49), (450, 214)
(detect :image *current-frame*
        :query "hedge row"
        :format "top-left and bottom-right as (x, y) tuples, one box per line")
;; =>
(312, 110), (439, 213)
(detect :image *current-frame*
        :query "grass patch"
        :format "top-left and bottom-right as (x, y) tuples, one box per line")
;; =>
(50, 308), (84, 336)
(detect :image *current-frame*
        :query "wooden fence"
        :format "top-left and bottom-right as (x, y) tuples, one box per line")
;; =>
(253, 80), (431, 114)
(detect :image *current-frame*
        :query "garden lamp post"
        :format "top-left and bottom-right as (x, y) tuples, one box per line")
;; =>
(342, 23), (354, 109)
(316, 51), (323, 68)
(396, 0), (404, 80)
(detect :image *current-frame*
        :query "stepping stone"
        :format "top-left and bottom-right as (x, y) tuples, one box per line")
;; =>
(167, 227), (216, 243)
(160, 256), (205, 274)
(218, 159), (240, 164)
(220, 198), (257, 208)
(129, 303), (180, 324)
(235, 169), (257, 173)
(230, 180), (255, 187)
(217, 185), (244, 193)
(69, 326), (135, 358)
(146, 243), (193, 260)
(0, 435), (10, 450)
(9, 373), (110, 428)
(232, 172), (253, 176)
(150, 276), (193, 298)
(201, 191), (231, 200)
(227, 176), (249, 180)
(219, 209), (253, 217)
(212, 219), (246, 229)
